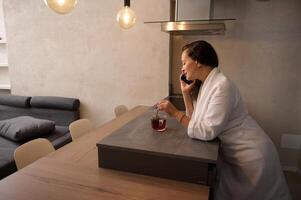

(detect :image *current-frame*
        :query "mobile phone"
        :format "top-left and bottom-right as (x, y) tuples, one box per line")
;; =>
(180, 74), (193, 85)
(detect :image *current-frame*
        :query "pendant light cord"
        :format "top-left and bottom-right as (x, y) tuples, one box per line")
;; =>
(124, 0), (130, 7)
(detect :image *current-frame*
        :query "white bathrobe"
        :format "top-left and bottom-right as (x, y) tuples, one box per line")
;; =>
(188, 68), (291, 200)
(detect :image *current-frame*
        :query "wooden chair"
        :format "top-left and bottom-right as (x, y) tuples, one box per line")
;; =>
(14, 138), (55, 170)
(114, 105), (129, 117)
(69, 119), (93, 140)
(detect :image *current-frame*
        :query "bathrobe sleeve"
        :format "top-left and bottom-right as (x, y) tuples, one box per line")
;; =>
(188, 82), (234, 141)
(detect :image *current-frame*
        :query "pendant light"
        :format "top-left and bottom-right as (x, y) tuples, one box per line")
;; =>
(116, 0), (137, 29)
(44, 0), (77, 14)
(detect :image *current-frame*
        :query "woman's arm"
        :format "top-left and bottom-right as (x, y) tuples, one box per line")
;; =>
(157, 76), (196, 128)
(157, 100), (191, 128)
(173, 110), (190, 128)
(188, 82), (233, 141)
(180, 76), (196, 117)
(182, 92), (194, 117)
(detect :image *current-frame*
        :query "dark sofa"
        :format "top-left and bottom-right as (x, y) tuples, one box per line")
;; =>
(0, 94), (80, 179)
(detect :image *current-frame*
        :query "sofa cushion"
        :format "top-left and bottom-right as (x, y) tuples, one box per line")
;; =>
(0, 125), (71, 180)
(30, 96), (80, 111)
(0, 95), (31, 108)
(0, 116), (55, 142)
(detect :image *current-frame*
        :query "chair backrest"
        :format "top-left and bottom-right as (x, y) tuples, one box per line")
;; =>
(14, 138), (55, 170)
(69, 119), (93, 140)
(114, 105), (129, 117)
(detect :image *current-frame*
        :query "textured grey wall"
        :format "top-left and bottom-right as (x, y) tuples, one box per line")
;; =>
(171, 0), (301, 167)
(3, 0), (169, 124)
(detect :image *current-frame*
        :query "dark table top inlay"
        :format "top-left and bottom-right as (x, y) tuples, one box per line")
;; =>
(98, 109), (219, 163)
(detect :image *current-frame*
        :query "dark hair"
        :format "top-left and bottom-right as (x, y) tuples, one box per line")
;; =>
(182, 40), (219, 68)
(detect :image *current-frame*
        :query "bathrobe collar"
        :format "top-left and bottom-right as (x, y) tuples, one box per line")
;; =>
(197, 67), (220, 103)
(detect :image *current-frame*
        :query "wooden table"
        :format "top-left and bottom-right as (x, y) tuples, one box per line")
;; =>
(0, 106), (209, 200)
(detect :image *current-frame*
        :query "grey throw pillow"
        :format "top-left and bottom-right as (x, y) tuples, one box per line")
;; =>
(0, 116), (55, 142)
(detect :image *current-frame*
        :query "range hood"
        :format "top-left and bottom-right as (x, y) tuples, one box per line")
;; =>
(145, 0), (235, 35)
(160, 20), (228, 35)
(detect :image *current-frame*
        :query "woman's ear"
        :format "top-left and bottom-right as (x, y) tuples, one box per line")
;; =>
(196, 61), (202, 67)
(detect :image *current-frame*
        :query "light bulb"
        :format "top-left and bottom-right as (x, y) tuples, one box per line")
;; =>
(44, 0), (77, 14)
(117, 6), (137, 29)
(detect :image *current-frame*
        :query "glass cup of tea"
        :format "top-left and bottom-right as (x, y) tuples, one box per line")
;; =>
(151, 113), (167, 132)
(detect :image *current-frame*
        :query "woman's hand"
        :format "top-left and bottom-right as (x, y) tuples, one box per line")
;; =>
(156, 100), (178, 117)
(180, 74), (195, 94)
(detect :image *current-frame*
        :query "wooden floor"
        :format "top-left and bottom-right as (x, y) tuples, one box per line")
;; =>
(284, 171), (301, 200)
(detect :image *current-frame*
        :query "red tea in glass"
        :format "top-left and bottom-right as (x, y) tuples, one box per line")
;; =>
(151, 117), (166, 132)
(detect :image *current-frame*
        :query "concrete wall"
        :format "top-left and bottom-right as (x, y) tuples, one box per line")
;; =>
(171, 0), (301, 167)
(3, 0), (169, 124)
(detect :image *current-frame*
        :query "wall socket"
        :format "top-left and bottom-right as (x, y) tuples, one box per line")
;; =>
(280, 134), (301, 149)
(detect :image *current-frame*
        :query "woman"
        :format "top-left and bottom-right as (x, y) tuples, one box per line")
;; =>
(157, 40), (291, 200)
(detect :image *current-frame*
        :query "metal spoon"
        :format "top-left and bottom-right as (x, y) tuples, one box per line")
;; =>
(155, 107), (159, 119)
